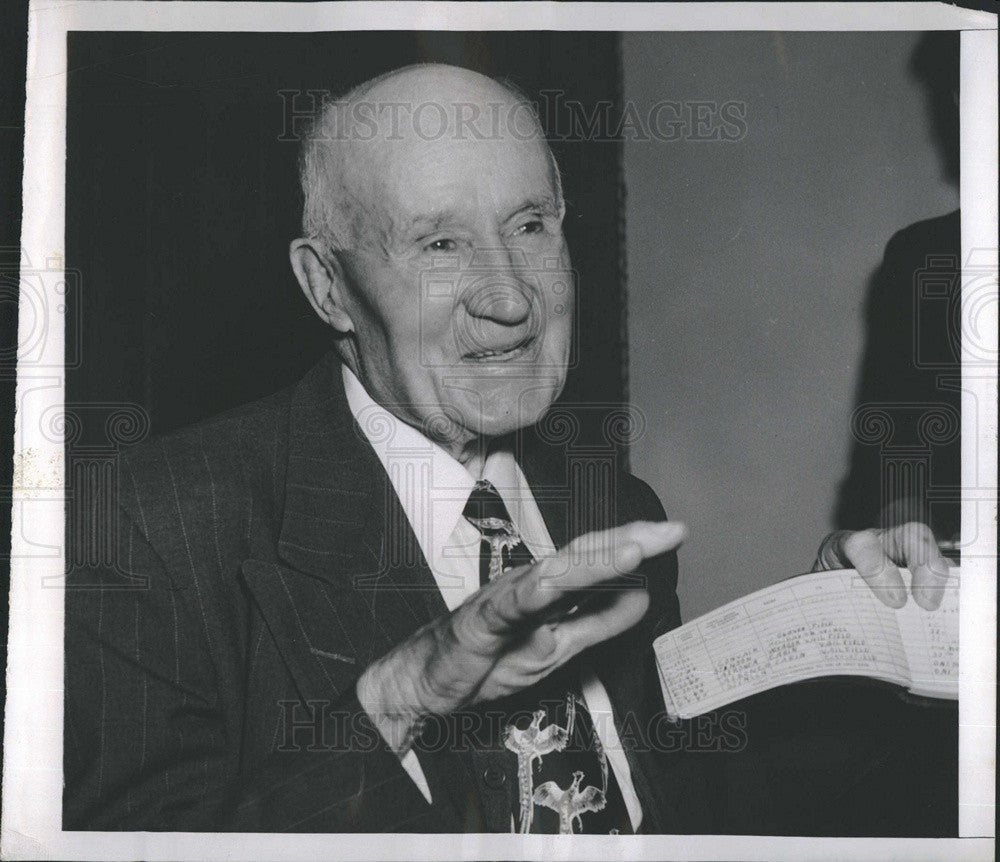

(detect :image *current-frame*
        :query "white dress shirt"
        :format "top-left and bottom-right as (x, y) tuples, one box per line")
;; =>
(342, 364), (642, 832)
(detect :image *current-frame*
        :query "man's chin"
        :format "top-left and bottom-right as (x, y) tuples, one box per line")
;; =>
(463, 387), (560, 438)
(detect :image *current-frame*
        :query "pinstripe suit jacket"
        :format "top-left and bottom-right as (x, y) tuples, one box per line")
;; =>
(64, 352), (692, 833)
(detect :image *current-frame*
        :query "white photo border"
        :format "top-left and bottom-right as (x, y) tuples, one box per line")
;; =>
(3, 2), (996, 860)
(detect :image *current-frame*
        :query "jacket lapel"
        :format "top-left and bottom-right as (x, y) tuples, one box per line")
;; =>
(240, 353), (443, 704)
(516, 424), (571, 550)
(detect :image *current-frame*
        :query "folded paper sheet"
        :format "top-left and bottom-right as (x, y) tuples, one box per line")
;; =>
(654, 568), (959, 719)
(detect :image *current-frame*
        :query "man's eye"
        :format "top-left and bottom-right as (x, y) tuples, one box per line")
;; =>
(425, 238), (457, 253)
(516, 219), (545, 236)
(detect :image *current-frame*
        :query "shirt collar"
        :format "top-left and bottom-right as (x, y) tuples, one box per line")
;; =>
(341, 363), (525, 565)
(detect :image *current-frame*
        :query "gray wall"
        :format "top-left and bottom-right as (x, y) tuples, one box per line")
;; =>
(623, 32), (959, 619)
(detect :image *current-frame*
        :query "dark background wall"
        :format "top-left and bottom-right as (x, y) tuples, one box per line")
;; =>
(66, 31), (627, 438)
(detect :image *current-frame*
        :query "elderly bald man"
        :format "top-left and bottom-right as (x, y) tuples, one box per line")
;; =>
(64, 63), (952, 834)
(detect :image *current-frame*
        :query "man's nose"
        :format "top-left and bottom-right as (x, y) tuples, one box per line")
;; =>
(464, 280), (533, 326)
(461, 249), (534, 326)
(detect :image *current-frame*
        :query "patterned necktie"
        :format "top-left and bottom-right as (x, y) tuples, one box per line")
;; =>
(462, 479), (633, 835)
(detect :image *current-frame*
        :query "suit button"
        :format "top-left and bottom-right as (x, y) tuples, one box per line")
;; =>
(483, 767), (506, 789)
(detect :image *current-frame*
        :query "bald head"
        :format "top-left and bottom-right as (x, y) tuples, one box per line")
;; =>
(298, 63), (562, 253)
(289, 63), (574, 460)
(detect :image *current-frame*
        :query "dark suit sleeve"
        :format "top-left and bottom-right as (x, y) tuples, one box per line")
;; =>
(64, 478), (459, 832)
(629, 476), (683, 638)
(591, 473), (681, 718)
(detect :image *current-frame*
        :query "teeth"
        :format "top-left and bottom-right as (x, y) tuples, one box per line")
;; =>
(469, 345), (524, 359)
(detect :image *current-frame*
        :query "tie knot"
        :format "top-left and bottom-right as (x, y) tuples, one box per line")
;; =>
(463, 479), (515, 533)
(463, 479), (534, 583)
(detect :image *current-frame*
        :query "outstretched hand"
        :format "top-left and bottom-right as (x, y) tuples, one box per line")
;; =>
(357, 520), (686, 755)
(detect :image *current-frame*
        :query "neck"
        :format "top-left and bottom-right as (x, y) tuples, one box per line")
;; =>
(340, 358), (496, 477)
(449, 433), (491, 478)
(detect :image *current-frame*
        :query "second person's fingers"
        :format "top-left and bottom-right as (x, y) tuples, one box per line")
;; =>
(842, 529), (907, 608)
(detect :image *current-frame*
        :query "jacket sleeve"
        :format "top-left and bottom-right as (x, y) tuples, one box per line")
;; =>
(629, 475), (683, 639)
(585, 472), (681, 721)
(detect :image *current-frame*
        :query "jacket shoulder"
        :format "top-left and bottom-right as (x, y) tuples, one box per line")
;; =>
(113, 386), (295, 559)
(614, 470), (669, 522)
(882, 209), (960, 273)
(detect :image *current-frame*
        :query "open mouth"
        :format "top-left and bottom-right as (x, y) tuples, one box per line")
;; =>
(462, 335), (535, 362)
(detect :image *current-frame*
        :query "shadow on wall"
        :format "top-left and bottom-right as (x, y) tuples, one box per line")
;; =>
(834, 32), (961, 544)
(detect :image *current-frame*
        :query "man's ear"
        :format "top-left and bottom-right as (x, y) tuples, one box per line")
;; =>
(289, 238), (355, 334)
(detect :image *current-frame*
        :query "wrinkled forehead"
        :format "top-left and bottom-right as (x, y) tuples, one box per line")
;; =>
(372, 130), (558, 233)
(329, 86), (558, 242)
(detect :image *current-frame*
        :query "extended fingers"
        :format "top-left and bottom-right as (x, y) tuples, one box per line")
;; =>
(841, 529), (907, 608)
(886, 522), (952, 610)
(473, 520), (685, 632)
(530, 520), (686, 601)
(550, 588), (651, 658)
